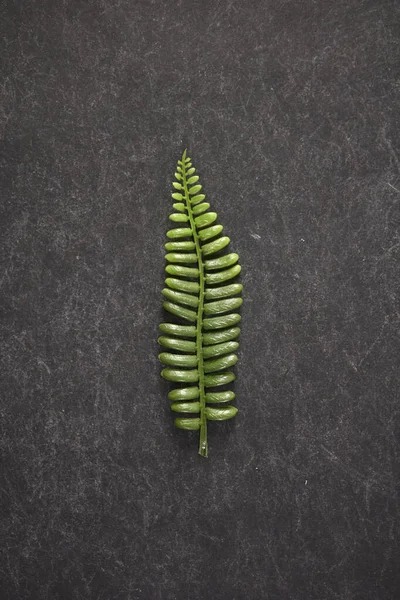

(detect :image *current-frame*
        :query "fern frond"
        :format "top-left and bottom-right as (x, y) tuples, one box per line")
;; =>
(159, 150), (242, 457)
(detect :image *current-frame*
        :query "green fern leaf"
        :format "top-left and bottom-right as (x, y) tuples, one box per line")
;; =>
(159, 150), (242, 457)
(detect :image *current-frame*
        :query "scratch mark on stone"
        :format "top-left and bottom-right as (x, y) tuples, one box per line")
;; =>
(386, 182), (400, 194)
(357, 318), (388, 369)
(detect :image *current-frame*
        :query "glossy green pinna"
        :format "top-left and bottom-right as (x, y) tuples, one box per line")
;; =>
(158, 150), (242, 457)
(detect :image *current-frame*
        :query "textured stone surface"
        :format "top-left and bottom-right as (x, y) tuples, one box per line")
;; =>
(1, 1), (399, 598)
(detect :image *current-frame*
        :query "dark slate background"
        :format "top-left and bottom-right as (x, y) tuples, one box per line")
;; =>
(1, 1), (399, 599)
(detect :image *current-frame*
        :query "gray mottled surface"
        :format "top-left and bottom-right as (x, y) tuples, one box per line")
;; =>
(1, 1), (399, 599)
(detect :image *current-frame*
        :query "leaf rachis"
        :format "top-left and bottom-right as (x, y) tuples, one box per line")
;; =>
(181, 150), (208, 456)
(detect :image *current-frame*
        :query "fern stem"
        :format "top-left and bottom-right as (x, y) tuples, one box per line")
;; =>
(181, 149), (208, 457)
